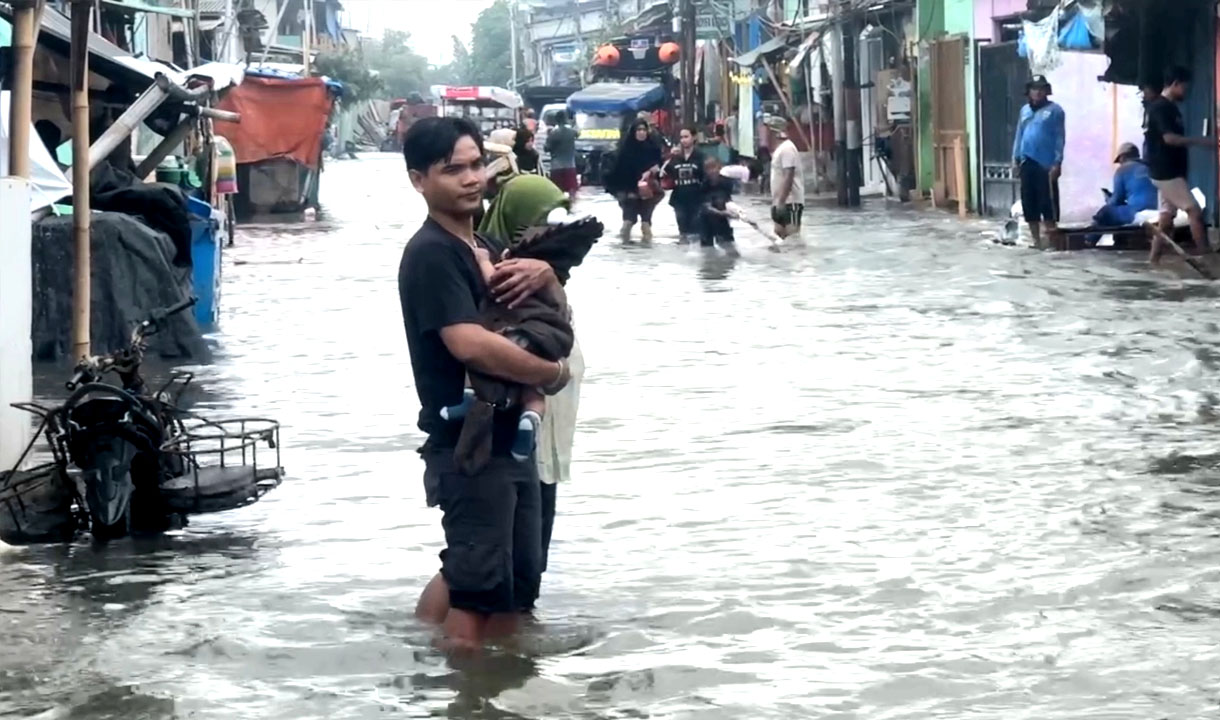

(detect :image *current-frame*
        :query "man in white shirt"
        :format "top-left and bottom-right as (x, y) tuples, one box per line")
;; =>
(767, 116), (805, 238)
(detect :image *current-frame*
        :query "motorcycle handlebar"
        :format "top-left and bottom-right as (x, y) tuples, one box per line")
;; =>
(163, 296), (197, 319)
(65, 297), (196, 390)
(136, 296), (197, 341)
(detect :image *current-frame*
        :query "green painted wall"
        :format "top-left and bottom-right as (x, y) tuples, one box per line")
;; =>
(915, 0), (944, 192)
(916, 0), (977, 208)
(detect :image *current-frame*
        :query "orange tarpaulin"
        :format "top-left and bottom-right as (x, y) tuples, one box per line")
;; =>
(214, 76), (334, 170)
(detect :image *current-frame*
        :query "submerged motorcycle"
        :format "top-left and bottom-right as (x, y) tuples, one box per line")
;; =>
(0, 298), (283, 544)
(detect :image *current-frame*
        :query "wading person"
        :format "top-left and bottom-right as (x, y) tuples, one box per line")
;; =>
(1145, 66), (1213, 262)
(767, 116), (805, 239)
(606, 119), (664, 242)
(662, 125), (706, 244)
(478, 174), (594, 592)
(398, 116), (571, 649)
(545, 110), (580, 202)
(1011, 75), (1065, 247)
(699, 155), (740, 257)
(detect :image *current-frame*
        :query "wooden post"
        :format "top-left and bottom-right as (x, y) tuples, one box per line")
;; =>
(760, 55), (810, 149)
(953, 133), (968, 218)
(70, 0), (92, 360)
(7, 1), (44, 180)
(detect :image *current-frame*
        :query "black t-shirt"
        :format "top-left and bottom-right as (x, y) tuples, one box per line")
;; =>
(664, 148), (706, 206)
(398, 218), (520, 454)
(701, 176), (733, 211)
(1145, 96), (1188, 180)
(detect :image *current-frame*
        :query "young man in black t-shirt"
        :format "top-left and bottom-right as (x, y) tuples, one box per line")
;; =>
(1145, 66), (1213, 261)
(397, 116), (571, 649)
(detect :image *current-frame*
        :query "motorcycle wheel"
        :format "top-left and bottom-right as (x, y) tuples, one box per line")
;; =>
(86, 456), (133, 542)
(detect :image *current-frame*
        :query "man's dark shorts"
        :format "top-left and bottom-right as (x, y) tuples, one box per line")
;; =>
(421, 446), (542, 615)
(771, 203), (804, 227)
(1019, 158), (1060, 224)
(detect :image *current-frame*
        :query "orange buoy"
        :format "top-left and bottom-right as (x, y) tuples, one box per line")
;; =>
(593, 44), (621, 66)
(658, 42), (681, 64)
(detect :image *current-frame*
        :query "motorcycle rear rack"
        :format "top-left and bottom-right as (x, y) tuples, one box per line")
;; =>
(159, 417), (284, 514)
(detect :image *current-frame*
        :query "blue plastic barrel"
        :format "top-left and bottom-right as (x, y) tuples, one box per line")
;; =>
(187, 196), (221, 326)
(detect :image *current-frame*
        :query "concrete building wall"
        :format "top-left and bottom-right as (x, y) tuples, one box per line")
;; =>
(973, 0), (1023, 42)
(1042, 53), (1145, 223)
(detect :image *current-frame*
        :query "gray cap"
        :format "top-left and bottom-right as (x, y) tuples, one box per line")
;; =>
(1114, 141), (1139, 162)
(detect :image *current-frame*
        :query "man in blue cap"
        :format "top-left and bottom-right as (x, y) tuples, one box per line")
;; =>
(1012, 75), (1066, 247)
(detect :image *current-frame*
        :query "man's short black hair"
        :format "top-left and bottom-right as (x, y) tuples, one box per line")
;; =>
(681, 124), (697, 135)
(1165, 65), (1192, 86)
(714, 123), (727, 137)
(554, 110), (568, 124)
(403, 116), (484, 173)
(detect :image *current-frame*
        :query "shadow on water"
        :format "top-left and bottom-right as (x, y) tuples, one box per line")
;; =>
(0, 533), (262, 719)
(697, 250), (738, 283)
(0, 530), (263, 617)
(384, 652), (539, 720)
(1100, 277), (1220, 303)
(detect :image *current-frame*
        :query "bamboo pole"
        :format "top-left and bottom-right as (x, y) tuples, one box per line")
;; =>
(70, 0), (92, 361)
(760, 56), (809, 149)
(85, 76), (171, 171)
(134, 118), (195, 179)
(7, 1), (44, 180)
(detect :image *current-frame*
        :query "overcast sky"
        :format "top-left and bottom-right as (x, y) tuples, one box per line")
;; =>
(342, 0), (497, 66)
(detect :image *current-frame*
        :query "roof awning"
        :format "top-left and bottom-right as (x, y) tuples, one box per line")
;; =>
(0, 5), (156, 89)
(732, 32), (793, 67)
(789, 30), (822, 69)
(100, 0), (197, 18)
(198, 17), (223, 31)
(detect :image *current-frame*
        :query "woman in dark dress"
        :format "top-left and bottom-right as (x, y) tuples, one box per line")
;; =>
(605, 119), (664, 242)
(513, 128), (542, 175)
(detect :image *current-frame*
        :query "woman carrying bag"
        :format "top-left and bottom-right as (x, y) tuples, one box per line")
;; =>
(605, 119), (664, 242)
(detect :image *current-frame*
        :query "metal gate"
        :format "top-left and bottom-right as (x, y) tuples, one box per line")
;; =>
(977, 42), (1029, 217)
(930, 36), (968, 208)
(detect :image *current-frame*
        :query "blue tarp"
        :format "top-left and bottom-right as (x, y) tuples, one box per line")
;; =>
(244, 67), (345, 96)
(566, 83), (665, 114)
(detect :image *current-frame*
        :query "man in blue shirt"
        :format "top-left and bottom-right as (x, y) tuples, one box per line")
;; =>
(1012, 75), (1066, 247)
(1093, 142), (1157, 226)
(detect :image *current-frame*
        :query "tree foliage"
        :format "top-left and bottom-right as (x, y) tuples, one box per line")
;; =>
(363, 29), (437, 100)
(313, 47), (383, 104)
(465, 0), (518, 88)
(343, 2), (523, 103)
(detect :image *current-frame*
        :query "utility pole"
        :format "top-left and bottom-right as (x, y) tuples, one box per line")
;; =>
(680, 0), (696, 127)
(842, 6), (860, 206)
(830, 1), (847, 205)
(573, 0), (584, 85)
(221, 0), (233, 61)
(303, 0), (312, 75)
(510, 0), (519, 89)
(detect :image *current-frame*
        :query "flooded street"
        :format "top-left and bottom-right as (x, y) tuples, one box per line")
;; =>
(7, 152), (1220, 719)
